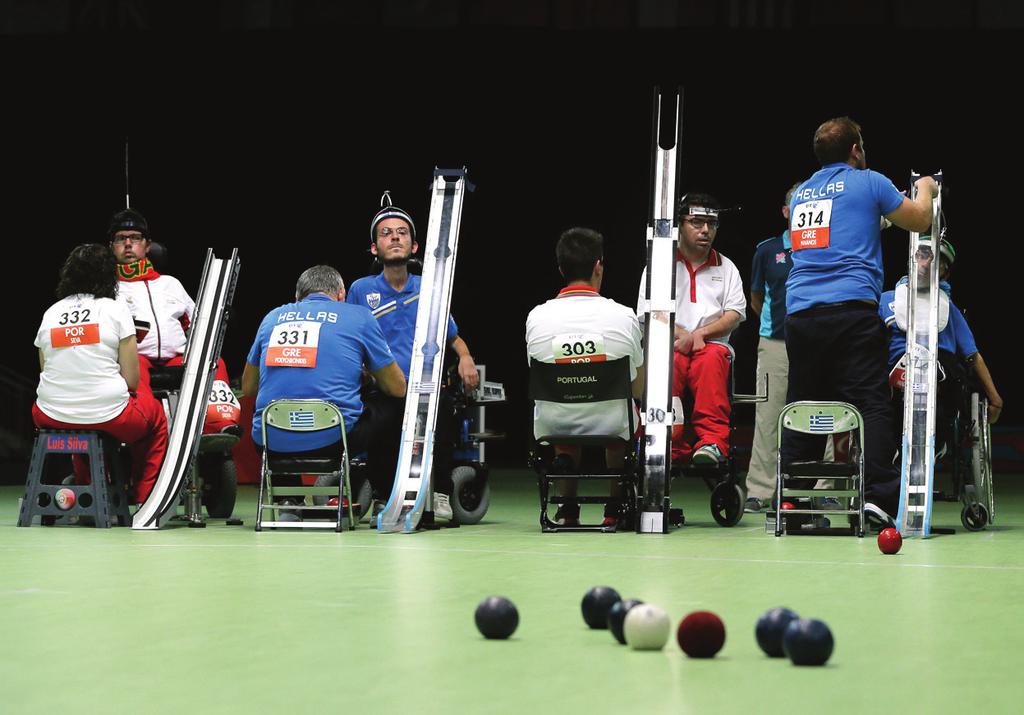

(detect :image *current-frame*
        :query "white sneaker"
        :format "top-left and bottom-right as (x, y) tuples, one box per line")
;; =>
(692, 444), (723, 466)
(863, 502), (896, 531)
(433, 492), (453, 520)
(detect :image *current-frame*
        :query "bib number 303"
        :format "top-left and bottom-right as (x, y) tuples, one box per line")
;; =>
(552, 333), (606, 364)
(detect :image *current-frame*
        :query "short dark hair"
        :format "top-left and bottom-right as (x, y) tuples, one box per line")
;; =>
(56, 244), (118, 300)
(679, 192), (721, 215)
(556, 227), (603, 283)
(813, 117), (862, 165)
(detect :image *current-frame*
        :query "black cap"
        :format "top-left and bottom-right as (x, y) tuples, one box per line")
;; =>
(370, 191), (416, 243)
(108, 208), (149, 239)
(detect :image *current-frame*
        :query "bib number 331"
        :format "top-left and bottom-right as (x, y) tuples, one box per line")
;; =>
(266, 321), (322, 368)
(791, 199), (833, 250)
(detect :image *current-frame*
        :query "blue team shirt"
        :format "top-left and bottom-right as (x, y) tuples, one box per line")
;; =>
(787, 164), (905, 313)
(346, 272), (458, 378)
(247, 293), (395, 451)
(880, 285), (978, 369)
(750, 231), (792, 339)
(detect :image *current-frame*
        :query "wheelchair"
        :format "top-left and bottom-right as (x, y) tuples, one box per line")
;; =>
(891, 350), (994, 531)
(344, 361), (504, 527)
(147, 364), (241, 525)
(670, 346), (766, 527)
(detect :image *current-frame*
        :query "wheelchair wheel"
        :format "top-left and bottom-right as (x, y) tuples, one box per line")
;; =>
(201, 455), (238, 519)
(451, 465), (490, 525)
(354, 478), (373, 521)
(961, 503), (989, 532)
(710, 482), (744, 527)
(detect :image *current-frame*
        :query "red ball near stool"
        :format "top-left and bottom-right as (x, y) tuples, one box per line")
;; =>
(676, 611), (726, 658)
(54, 488), (76, 511)
(781, 502), (795, 511)
(877, 527), (902, 555)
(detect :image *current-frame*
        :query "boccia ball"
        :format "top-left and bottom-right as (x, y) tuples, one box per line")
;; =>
(623, 604), (671, 650)
(878, 527), (902, 555)
(581, 586), (621, 629)
(474, 596), (519, 640)
(755, 607), (799, 657)
(607, 598), (644, 645)
(54, 488), (76, 511)
(781, 501), (795, 510)
(676, 611), (726, 658)
(783, 618), (834, 666)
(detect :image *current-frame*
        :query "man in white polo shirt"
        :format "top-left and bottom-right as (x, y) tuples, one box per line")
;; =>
(638, 193), (746, 466)
(527, 227), (644, 526)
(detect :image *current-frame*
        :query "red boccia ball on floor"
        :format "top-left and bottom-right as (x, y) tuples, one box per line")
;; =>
(877, 527), (902, 555)
(676, 611), (726, 658)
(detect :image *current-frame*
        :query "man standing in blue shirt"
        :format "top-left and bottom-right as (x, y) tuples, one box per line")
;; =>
(745, 183), (798, 512)
(242, 265), (406, 510)
(782, 117), (938, 527)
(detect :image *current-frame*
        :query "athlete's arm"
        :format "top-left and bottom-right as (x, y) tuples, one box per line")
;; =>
(373, 361), (407, 398)
(749, 291), (764, 318)
(241, 362), (260, 399)
(691, 311), (742, 351)
(969, 352), (1003, 424)
(449, 335), (480, 390)
(118, 336), (140, 391)
(885, 176), (939, 232)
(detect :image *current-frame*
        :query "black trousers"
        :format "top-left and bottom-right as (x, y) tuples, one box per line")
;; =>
(782, 302), (900, 514)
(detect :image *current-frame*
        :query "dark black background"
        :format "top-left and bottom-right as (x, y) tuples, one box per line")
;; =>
(4, 22), (1019, 465)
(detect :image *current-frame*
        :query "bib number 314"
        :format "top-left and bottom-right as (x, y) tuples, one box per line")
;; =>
(791, 199), (833, 250)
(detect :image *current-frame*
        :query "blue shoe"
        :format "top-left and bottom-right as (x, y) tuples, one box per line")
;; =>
(692, 444), (723, 466)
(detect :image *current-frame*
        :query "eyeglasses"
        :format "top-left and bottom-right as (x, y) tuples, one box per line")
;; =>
(111, 236), (147, 246)
(684, 217), (719, 230)
(377, 226), (410, 239)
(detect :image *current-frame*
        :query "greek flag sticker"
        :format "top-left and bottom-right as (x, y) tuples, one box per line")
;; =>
(288, 410), (315, 428)
(809, 414), (834, 433)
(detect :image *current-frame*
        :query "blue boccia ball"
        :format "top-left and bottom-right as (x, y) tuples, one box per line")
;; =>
(783, 618), (834, 666)
(755, 607), (800, 657)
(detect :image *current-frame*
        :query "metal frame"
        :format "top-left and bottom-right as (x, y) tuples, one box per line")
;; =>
(774, 401), (866, 537)
(256, 399), (353, 532)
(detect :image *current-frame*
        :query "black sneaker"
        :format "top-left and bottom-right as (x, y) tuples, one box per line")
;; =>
(863, 502), (896, 531)
(554, 504), (580, 527)
(550, 453), (576, 474)
(744, 497), (763, 513)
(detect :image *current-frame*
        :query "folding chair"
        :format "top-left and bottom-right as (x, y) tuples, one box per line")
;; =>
(528, 357), (638, 533)
(772, 401), (866, 537)
(255, 399), (354, 532)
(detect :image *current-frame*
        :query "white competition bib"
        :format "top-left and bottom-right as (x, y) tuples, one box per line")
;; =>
(791, 199), (833, 250)
(265, 321), (322, 368)
(551, 333), (606, 364)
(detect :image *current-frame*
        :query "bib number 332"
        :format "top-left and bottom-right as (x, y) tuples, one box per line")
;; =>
(791, 199), (833, 250)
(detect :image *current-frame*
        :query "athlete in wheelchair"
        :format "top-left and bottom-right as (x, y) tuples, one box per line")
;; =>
(881, 235), (1002, 530)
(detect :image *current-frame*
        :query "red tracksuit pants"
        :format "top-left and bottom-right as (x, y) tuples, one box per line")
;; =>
(137, 355), (238, 434)
(32, 393), (168, 504)
(672, 343), (731, 461)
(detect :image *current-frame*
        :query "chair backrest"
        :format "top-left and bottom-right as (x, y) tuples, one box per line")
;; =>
(262, 399), (345, 444)
(528, 357), (634, 437)
(778, 401), (863, 436)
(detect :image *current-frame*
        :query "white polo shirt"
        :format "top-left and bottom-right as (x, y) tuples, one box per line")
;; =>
(34, 294), (135, 424)
(526, 285), (643, 440)
(636, 249), (746, 343)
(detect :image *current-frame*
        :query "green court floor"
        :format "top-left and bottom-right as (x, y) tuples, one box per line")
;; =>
(1, 472), (1022, 714)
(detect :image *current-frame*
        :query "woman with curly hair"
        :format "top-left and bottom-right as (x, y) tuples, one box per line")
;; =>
(32, 243), (167, 504)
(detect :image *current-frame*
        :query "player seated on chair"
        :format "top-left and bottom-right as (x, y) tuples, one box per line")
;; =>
(345, 191), (480, 510)
(636, 193), (746, 466)
(108, 208), (241, 435)
(241, 265), (407, 516)
(526, 227), (644, 527)
(881, 234), (1003, 448)
(31, 243), (168, 504)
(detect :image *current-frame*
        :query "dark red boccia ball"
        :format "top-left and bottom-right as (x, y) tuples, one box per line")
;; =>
(474, 596), (519, 639)
(877, 527), (903, 554)
(755, 607), (799, 657)
(581, 586), (621, 629)
(676, 611), (726, 658)
(607, 598), (644, 645)
(783, 618), (834, 666)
